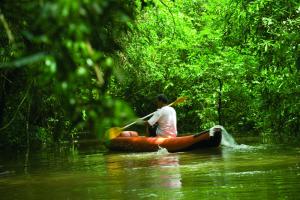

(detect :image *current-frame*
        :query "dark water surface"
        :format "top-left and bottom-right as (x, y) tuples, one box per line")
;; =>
(0, 139), (299, 200)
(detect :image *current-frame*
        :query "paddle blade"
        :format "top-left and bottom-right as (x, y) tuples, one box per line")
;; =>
(107, 127), (123, 140)
(171, 97), (187, 106)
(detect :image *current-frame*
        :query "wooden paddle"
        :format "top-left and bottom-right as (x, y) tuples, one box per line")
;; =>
(107, 97), (187, 140)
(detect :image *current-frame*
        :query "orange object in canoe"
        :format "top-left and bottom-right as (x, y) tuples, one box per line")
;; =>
(107, 127), (222, 152)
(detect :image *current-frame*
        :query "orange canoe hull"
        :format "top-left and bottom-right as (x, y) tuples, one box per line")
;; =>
(107, 128), (222, 152)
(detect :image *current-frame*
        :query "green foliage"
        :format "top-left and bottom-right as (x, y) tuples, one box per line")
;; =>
(1, 0), (299, 148)
(0, 0), (136, 147)
(110, 0), (299, 140)
(220, 0), (300, 139)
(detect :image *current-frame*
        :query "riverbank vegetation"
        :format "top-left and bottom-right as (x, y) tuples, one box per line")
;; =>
(0, 0), (299, 148)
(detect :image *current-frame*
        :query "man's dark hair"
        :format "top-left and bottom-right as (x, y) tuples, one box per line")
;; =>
(156, 94), (168, 104)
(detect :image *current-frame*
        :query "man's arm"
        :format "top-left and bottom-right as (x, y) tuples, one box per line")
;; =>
(147, 110), (161, 126)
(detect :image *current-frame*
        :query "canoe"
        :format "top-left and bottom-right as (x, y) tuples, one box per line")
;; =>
(107, 127), (222, 152)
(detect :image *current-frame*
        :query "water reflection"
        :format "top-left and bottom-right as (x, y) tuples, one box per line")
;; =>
(150, 153), (182, 189)
(1, 143), (300, 200)
(105, 151), (182, 198)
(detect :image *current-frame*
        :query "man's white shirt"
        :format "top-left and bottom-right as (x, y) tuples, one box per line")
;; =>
(148, 106), (177, 137)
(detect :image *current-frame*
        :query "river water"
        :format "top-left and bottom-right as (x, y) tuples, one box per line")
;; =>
(0, 137), (299, 200)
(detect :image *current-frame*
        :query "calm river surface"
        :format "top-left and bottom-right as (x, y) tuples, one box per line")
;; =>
(0, 138), (300, 200)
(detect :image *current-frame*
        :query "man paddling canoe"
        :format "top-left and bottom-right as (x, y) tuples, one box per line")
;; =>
(120, 94), (178, 138)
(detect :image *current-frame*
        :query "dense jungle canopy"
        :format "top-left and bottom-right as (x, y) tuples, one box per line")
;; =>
(0, 0), (299, 148)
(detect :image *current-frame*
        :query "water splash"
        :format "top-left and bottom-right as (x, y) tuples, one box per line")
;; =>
(157, 146), (169, 155)
(210, 125), (251, 149)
